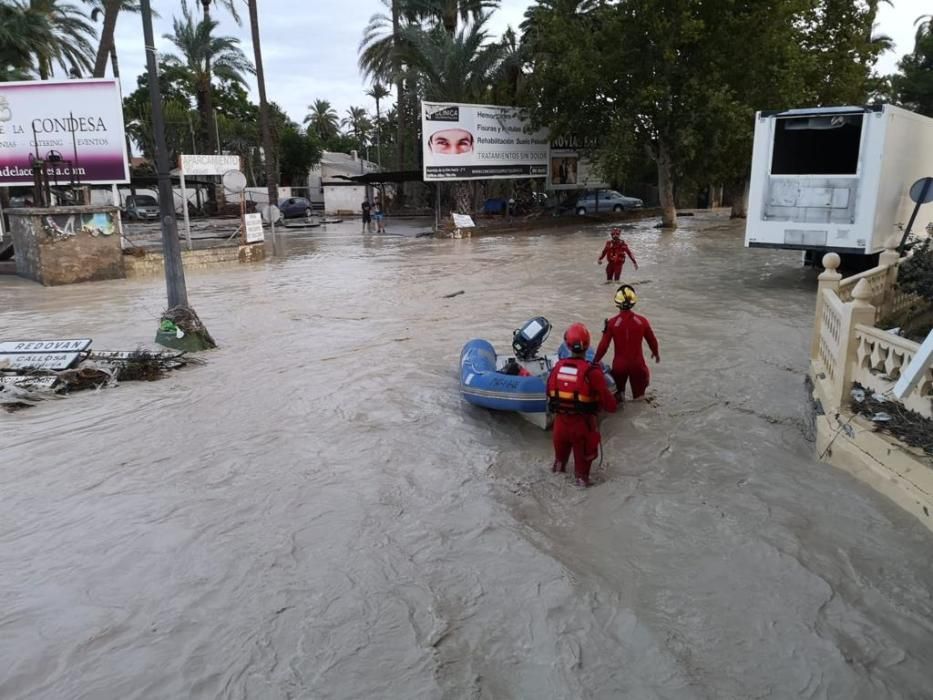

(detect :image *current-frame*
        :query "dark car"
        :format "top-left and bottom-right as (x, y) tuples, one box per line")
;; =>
(125, 194), (160, 220)
(278, 197), (313, 220)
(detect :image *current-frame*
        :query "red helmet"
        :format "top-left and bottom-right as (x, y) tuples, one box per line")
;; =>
(564, 323), (590, 353)
(610, 228), (621, 238)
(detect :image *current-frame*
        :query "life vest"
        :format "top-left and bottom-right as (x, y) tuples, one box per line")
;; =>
(548, 358), (600, 414)
(606, 240), (625, 263)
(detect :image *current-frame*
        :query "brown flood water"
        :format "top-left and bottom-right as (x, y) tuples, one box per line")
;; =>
(1, 212), (931, 699)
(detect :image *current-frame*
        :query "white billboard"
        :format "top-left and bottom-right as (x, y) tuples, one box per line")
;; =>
(179, 154), (241, 176)
(547, 136), (609, 191)
(0, 78), (129, 185)
(421, 102), (549, 181)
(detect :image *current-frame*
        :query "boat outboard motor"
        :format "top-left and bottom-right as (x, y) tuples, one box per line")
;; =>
(512, 316), (551, 360)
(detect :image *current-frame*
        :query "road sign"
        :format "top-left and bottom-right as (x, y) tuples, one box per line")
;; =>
(245, 212), (264, 243)
(223, 170), (247, 194)
(0, 375), (58, 388)
(0, 339), (91, 353)
(0, 352), (81, 370)
(909, 177), (933, 204)
(179, 154), (241, 176)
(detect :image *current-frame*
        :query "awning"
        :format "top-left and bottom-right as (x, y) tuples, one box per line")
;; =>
(332, 170), (424, 185)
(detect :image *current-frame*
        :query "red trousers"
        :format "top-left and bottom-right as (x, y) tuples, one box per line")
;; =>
(552, 414), (600, 483)
(605, 260), (623, 281)
(611, 363), (650, 399)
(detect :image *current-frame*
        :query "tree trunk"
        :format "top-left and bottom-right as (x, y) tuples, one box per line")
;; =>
(729, 178), (749, 218)
(656, 140), (677, 229)
(93, 0), (120, 78)
(110, 45), (120, 79)
(453, 181), (471, 214)
(248, 0), (278, 208)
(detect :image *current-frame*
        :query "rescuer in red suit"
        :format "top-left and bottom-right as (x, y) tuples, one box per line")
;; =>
(547, 323), (618, 487)
(598, 228), (638, 283)
(593, 285), (660, 402)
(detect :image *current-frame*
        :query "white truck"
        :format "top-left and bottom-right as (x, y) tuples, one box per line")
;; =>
(745, 104), (933, 267)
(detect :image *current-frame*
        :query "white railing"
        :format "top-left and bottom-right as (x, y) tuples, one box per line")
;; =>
(818, 289), (844, 384)
(852, 325), (933, 417)
(838, 265), (891, 318)
(810, 248), (932, 420)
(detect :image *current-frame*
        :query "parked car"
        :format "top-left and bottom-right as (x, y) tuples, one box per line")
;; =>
(278, 197), (313, 220)
(572, 190), (643, 215)
(125, 194), (160, 221)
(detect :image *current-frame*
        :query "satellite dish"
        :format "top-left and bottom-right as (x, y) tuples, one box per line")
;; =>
(261, 204), (282, 224)
(222, 169), (247, 194)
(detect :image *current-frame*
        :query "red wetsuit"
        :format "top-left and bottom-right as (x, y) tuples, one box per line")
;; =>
(593, 310), (659, 399)
(598, 240), (637, 281)
(547, 357), (617, 484)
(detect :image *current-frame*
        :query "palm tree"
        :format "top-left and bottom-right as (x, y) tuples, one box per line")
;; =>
(246, 0), (278, 206)
(17, 0), (97, 79)
(195, 0), (240, 153)
(409, 0), (499, 35)
(365, 82), (391, 166)
(163, 2), (254, 159)
(403, 15), (503, 103)
(304, 99), (340, 142)
(89, 0), (146, 78)
(342, 106), (373, 151)
(0, 2), (56, 79)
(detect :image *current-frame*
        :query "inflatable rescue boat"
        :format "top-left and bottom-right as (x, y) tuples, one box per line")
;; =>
(459, 317), (616, 429)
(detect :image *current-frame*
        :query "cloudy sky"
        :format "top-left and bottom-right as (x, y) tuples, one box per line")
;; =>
(111, 0), (929, 126)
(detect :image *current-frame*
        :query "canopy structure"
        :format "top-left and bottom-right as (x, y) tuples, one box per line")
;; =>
(332, 170), (424, 185)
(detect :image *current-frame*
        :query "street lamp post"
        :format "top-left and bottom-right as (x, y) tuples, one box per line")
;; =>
(140, 0), (215, 352)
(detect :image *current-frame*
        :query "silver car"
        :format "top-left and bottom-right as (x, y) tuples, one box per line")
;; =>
(574, 190), (643, 215)
(125, 195), (160, 221)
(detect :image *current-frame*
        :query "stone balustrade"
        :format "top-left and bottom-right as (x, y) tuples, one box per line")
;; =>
(811, 251), (931, 419)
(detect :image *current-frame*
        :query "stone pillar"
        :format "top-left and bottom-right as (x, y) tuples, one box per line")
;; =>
(878, 235), (901, 318)
(812, 252), (842, 361)
(832, 278), (876, 409)
(8, 205), (125, 285)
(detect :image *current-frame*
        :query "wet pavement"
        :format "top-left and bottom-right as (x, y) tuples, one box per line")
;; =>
(1, 212), (931, 699)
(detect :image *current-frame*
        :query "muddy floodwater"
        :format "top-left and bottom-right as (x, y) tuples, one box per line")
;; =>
(1, 212), (931, 699)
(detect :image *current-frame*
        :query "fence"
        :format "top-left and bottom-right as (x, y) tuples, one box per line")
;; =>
(810, 247), (932, 418)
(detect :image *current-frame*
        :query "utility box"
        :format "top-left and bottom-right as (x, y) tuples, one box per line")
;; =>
(745, 104), (933, 260)
(7, 205), (124, 285)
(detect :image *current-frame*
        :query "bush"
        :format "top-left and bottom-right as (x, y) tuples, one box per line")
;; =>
(898, 238), (933, 301)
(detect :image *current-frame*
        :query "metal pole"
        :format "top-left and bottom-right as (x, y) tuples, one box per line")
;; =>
(180, 170), (192, 250)
(898, 178), (932, 254)
(141, 0), (188, 308)
(435, 183), (440, 232)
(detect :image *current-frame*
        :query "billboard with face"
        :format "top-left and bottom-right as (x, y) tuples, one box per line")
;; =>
(0, 78), (130, 186)
(421, 102), (549, 181)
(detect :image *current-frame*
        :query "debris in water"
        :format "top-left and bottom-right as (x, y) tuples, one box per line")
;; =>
(443, 290), (465, 299)
(1, 349), (203, 412)
(849, 382), (933, 455)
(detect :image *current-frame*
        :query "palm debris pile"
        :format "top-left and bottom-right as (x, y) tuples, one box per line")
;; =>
(159, 305), (217, 351)
(1, 349), (202, 412)
(849, 383), (933, 456)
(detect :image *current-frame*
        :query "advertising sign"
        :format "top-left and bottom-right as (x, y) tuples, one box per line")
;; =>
(180, 154), (241, 176)
(547, 135), (608, 191)
(422, 102), (549, 181)
(244, 212), (264, 243)
(0, 78), (129, 185)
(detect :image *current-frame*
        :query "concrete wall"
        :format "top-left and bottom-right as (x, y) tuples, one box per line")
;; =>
(124, 245), (240, 277)
(9, 206), (124, 285)
(324, 185), (368, 216)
